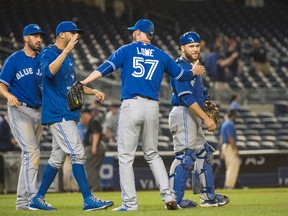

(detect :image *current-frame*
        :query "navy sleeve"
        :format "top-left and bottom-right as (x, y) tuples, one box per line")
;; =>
(98, 46), (126, 76)
(181, 93), (197, 107)
(0, 57), (16, 86)
(41, 48), (55, 79)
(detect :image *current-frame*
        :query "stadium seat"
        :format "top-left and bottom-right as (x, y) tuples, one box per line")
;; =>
(206, 135), (219, 150)
(274, 101), (288, 116)
(159, 124), (173, 143)
(246, 135), (262, 142)
(262, 135), (277, 142)
(244, 129), (259, 136)
(158, 135), (171, 151)
(236, 141), (246, 150)
(276, 141), (288, 149)
(246, 141), (261, 150)
(276, 129), (288, 136)
(260, 141), (276, 149)
(265, 123), (283, 130)
(260, 129), (276, 136)
(248, 123), (265, 130)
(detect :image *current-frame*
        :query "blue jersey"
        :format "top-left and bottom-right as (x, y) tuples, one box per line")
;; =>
(0, 50), (42, 107)
(97, 41), (189, 101)
(220, 119), (237, 144)
(170, 57), (208, 108)
(41, 45), (79, 124)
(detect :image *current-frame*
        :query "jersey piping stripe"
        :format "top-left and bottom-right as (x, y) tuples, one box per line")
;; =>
(175, 69), (184, 80)
(106, 60), (116, 70)
(9, 107), (32, 196)
(183, 109), (188, 148)
(178, 91), (192, 97)
(57, 122), (76, 162)
(0, 79), (10, 87)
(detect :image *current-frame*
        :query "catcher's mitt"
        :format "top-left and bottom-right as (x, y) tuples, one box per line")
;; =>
(204, 100), (220, 125)
(67, 81), (84, 111)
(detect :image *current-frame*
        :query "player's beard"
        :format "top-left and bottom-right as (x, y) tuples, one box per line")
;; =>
(28, 40), (41, 52)
(185, 50), (200, 64)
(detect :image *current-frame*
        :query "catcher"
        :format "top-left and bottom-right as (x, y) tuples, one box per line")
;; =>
(168, 31), (229, 208)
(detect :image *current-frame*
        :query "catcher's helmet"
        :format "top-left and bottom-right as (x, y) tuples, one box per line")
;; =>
(180, 31), (201, 45)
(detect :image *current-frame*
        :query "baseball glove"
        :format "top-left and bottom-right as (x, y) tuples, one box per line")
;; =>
(67, 81), (84, 111)
(203, 100), (220, 125)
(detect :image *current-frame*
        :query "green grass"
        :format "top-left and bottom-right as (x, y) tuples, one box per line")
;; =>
(1, 188), (288, 216)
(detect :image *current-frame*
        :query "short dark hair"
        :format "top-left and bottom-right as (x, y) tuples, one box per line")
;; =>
(228, 109), (237, 117)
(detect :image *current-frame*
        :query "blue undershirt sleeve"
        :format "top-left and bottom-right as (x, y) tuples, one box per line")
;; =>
(178, 70), (196, 82)
(181, 94), (197, 107)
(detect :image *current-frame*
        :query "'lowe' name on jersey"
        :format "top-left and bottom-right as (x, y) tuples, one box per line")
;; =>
(136, 47), (154, 57)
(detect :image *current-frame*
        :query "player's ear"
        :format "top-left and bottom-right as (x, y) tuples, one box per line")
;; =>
(23, 35), (28, 42)
(181, 45), (185, 53)
(58, 32), (65, 39)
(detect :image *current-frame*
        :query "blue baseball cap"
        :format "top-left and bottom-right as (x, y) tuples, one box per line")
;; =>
(180, 31), (201, 45)
(56, 21), (84, 36)
(127, 19), (154, 35)
(23, 24), (46, 37)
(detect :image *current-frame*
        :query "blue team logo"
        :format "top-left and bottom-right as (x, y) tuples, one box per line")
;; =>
(33, 25), (41, 30)
(188, 36), (195, 42)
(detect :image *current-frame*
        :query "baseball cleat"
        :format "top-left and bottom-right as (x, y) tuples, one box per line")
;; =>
(28, 196), (56, 211)
(162, 190), (178, 210)
(165, 200), (178, 210)
(83, 195), (114, 211)
(112, 205), (138, 211)
(200, 194), (230, 207)
(177, 199), (197, 208)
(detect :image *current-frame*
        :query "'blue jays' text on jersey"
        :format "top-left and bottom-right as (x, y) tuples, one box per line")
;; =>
(0, 50), (42, 107)
(220, 119), (237, 144)
(97, 41), (191, 101)
(170, 57), (208, 108)
(41, 45), (79, 125)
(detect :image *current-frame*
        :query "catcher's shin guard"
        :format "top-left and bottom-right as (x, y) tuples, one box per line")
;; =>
(194, 143), (216, 200)
(169, 149), (196, 204)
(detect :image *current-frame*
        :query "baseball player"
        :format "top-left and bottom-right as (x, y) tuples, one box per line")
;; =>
(0, 24), (46, 210)
(28, 21), (113, 211)
(168, 31), (230, 208)
(81, 19), (205, 211)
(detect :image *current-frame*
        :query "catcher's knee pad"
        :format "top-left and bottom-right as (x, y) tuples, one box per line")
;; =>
(194, 143), (216, 200)
(182, 148), (197, 171)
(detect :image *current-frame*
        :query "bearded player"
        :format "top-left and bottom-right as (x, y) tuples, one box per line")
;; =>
(0, 24), (46, 210)
(168, 31), (230, 208)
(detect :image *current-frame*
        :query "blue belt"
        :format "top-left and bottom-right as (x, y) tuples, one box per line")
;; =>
(20, 102), (41, 110)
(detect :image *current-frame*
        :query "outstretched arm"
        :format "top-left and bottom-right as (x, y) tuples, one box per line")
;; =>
(81, 70), (103, 86)
(83, 85), (105, 102)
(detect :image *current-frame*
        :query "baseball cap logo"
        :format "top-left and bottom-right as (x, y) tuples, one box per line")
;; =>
(33, 25), (41, 30)
(188, 36), (194, 42)
(23, 24), (46, 36)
